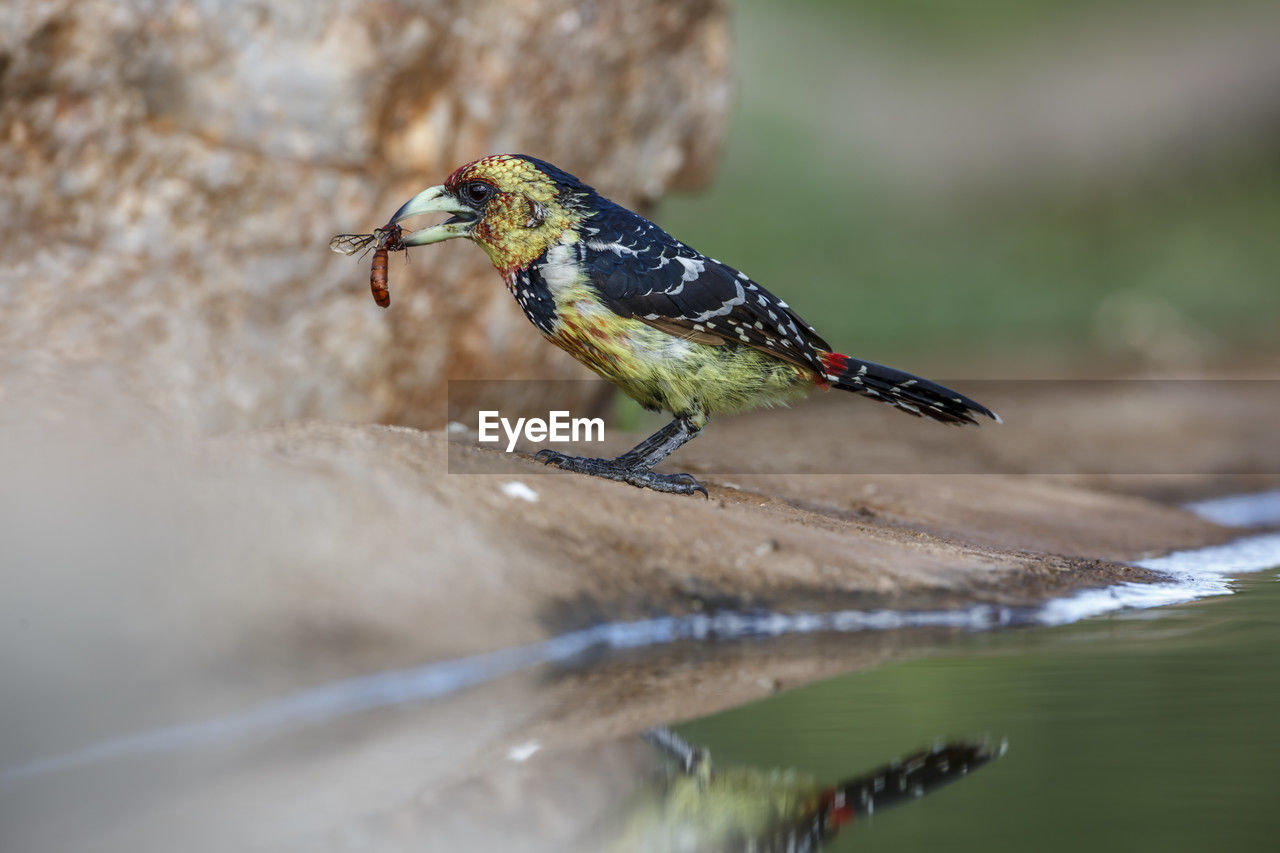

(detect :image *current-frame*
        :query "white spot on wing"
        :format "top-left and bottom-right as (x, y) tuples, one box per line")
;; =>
(587, 239), (641, 258)
(675, 255), (705, 282)
(688, 280), (746, 322)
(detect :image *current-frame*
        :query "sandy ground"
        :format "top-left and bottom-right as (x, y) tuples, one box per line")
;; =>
(2, 378), (1278, 850)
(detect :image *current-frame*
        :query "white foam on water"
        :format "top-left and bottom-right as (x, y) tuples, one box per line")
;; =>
(6, 492), (1280, 786)
(1035, 489), (1280, 626)
(1185, 489), (1280, 528)
(1034, 531), (1280, 626)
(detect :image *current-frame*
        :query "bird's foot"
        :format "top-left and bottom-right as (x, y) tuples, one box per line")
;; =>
(534, 450), (707, 497)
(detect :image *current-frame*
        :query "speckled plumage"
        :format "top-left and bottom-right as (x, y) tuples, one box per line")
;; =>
(389, 154), (998, 494)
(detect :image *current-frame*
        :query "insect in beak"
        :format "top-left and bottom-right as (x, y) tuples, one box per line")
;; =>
(329, 224), (406, 307)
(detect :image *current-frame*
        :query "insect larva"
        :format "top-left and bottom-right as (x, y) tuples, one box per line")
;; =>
(329, 223), (405, 308)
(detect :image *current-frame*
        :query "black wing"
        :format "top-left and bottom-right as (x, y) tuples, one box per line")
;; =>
(577, 201), (832, 371)
(569, 201), (998, 425)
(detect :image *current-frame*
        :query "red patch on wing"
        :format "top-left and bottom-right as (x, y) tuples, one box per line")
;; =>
(819, 351), (850, 374)
(822, 786), (857, 829)
(815, 351), (850, 388)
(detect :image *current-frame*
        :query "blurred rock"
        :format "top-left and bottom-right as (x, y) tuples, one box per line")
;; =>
(0, 0), (731, 431)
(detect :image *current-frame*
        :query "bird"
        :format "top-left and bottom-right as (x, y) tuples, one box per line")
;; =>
(387, 154), (998, 496)
(598, 727), (1004, 851)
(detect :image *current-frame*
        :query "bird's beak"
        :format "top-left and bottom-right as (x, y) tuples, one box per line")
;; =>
(388, 185), (477, 246)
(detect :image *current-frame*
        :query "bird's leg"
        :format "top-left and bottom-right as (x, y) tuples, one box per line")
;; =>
(535, 414), (707, 496)
(643, 727), (713, 781)
(612, 415), (700, 469)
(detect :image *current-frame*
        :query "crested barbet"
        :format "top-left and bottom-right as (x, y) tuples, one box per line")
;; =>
(611, 727), (1003, 849)
(387, 155), (998, 496)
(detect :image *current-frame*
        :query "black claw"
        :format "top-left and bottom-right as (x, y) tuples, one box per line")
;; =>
(529, 449), (707, 496)
(665, 472), (708, 497)
(623, 469), (708, 496)
(534, 449), (566, 466)
(685, 479), (710, 499)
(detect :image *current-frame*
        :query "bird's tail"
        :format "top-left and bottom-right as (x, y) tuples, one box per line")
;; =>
(818, 352), (1000, 425)
(819, 740), (1007, 831)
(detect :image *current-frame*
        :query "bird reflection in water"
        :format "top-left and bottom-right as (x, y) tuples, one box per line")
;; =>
(602, 727), (1005, 852)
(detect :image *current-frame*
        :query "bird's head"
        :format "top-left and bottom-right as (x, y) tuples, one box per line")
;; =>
(389, 154), (595, 274)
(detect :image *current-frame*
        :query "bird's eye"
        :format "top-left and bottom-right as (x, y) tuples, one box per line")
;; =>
(462, 181), (494, 205)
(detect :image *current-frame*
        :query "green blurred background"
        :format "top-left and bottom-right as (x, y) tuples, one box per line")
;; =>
(658, 0), (1280, 377)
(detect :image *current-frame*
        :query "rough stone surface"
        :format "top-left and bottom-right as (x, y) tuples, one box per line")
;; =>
(0, 0), (731, 431)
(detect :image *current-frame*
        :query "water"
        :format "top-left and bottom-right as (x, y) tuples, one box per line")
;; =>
(1186, 488), (1280, 527)
(4, 493), (1279, 850)
(12, 530), (1278, 785)
(675, 566), (1280, 851)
